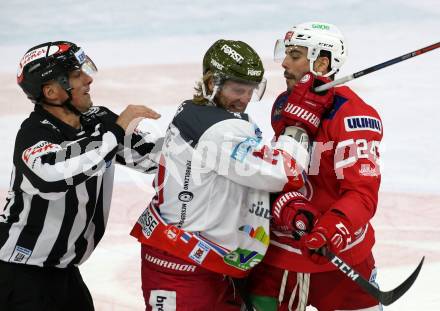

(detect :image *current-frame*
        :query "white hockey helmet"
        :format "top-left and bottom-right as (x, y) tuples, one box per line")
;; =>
(274, 21), (347, 77)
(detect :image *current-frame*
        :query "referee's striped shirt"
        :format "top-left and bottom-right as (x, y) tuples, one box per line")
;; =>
(0, 105), (159, 268)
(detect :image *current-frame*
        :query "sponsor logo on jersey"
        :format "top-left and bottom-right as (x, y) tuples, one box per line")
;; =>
(149, 290), (176, 311)
(178, 191), (193, 202)
(182, 160), (191, 191)
(359, 164), (379, 177)
(249, 201), (270, 220)
(22, 141), (62, 167)
(138, 208), (159, 239)
(231, 137), (261, 162)
(177, 160), (192, 227)
(145, 252), (196, 272)
(344, 116), (382, 134)
(189, 240), (210, 264)
(239, 225), (270, 246)
(283, 103), (320, 128)
(10, 246), (32, 264)
(220, 44), (244, 63)
(224, 248), (263, 271)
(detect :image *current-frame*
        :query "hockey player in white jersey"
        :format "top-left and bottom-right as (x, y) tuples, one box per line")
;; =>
(131, 39), (310, 310)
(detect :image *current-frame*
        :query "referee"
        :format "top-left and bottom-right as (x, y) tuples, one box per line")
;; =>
(0, 41), (161, 311)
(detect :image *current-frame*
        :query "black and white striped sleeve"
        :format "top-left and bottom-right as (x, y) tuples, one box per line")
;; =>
(115, 128), (163, 174)
(14, 123), (125, 198)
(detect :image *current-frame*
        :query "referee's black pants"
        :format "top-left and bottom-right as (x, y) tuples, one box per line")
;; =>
(0, 260), (94, 311)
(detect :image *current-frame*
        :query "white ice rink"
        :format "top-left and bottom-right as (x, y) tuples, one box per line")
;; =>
(0, 1), (439, 310)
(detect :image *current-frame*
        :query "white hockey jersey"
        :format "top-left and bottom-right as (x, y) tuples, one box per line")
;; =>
(131, 100), (307, 277)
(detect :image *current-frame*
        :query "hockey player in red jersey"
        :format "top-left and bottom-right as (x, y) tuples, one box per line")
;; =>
(247, 22), (383, 311)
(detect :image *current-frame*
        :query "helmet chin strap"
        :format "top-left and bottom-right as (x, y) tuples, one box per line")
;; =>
(201, 79), (219, 106)
(40, 89), (82, 116)
(51, 75), (82, 115)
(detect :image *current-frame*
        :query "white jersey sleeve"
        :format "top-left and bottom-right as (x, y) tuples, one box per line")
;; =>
(197, 118), (307, 192)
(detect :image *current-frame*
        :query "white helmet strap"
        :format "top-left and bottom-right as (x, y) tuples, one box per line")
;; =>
(201, 79), (219, 105)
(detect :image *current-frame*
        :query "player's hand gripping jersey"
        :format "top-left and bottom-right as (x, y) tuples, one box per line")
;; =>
(131, 100), (307, 278)
(267, 86), (383, 272)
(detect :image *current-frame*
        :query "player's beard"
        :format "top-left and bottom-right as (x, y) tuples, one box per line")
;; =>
(284, 70), (299, 91)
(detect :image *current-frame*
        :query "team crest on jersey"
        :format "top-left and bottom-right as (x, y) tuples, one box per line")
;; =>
(344, 116), (382, 134)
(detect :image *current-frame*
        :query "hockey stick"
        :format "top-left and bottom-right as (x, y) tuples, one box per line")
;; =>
(324, 249), (425, 306)
(315, 41), (440, 92)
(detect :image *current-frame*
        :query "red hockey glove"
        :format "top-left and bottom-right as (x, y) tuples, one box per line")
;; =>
(300, 210), (354, 265)
(272, 191), (321, 240)
(280, 73), (334, 138)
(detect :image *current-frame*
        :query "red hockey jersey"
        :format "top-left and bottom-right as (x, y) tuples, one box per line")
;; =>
(265, 86), (383, 272)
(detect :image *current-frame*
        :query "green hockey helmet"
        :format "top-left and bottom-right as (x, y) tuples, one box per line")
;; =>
(202, 39), (266, 101)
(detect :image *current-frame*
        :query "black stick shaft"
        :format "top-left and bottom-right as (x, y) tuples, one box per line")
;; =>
(315, 41), (440, 92)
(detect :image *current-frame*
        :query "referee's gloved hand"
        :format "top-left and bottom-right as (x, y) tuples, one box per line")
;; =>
(300, 210), (354, 265)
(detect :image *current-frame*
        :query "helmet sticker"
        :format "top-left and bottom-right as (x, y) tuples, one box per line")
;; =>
(210, 58), (224, 70)
(220, 44), (244, 63)
(247, 69), (262, 77)
(17, 47), (48, 78)
(285, 31), (294, 40)
(311, 23), (330, 30)
(74, 48), (87, 65)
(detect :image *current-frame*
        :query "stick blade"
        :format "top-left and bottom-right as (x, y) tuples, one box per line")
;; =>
(378, 256), (425, 306)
